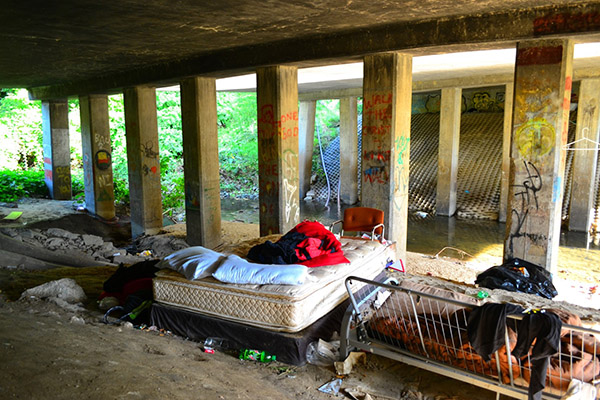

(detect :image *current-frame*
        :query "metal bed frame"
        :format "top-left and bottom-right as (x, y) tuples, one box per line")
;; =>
(340, 276), (600, 400)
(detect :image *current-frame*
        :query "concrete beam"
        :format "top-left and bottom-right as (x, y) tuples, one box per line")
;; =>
(42, 99), (71, 200)
(79, 94), (116, 220)
(298, 100), (316, 199)
(504, 39), (574, 274)
(181, 77), (222, 248)
(499, 83), (514, 223)
(568, 78), (600, 232)
(339, 97), (358, 205)
(257, 66), (300, 236)
(361, 52), (412, 258)
(436, 88), (462, 217)
(297, 67), (600, 102)
(124, 86), (163, 238)
(28, 2), (600, 100)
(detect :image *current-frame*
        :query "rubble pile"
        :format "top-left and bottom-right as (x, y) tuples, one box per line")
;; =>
(0, 227), (190, 270)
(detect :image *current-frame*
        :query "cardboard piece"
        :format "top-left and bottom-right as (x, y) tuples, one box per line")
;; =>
(2, 211), (23, 221)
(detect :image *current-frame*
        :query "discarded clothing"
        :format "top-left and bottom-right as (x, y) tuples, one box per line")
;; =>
(103, 259), (159, 293)
(247, 220), (349, 267)
(512, 311), (562, 400)
(467, 302), (524, 361)
(100, 259), (159, 325)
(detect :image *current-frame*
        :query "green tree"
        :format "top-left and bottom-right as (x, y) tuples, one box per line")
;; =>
(217, 92), (258, 197)
(0, 89), (43, 170)
(0, 89), (343, 210)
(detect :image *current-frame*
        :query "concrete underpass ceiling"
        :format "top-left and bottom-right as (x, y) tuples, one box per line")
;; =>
(2, 1), (600, 99)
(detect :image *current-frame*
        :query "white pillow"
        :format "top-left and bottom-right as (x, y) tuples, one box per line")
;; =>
(157, 246), (225, 281)
(213, 254), (309, 285)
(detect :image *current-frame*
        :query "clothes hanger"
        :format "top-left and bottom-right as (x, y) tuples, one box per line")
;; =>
(563, 128), (600, 151)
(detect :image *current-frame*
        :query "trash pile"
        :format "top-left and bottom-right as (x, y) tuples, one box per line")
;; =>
(0, 226), (189, 270)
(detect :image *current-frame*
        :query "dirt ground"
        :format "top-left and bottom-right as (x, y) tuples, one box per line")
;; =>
(0, 199), (599, 400)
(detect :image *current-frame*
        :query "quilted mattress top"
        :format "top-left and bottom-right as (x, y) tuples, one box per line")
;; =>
(154, 237), (392, 302)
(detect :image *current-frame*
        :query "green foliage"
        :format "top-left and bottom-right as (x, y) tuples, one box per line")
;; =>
(108, 94), (128, 186)
(71, 169), (85, 196)
(156, 91), (184, 203)
(0, 89), (342, 209)
(0, 170), (48, 201)
(162, 173), (185, 210)
(68, 98), (83, 170)
(113, 178), (129, 206)
(217, 92), (259, 197)
(0, 89), (43, 170)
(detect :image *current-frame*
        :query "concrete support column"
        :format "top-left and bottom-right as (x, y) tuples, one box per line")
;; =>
(362, 52), (412, 259)
(181, 77), (222, 248)
(298, 100), (316, 200)
(124, 86), (163, 238)
(504, 39), (574, 274)
(436, 87), (462, 217)
(42, 99), (71, 200)
(79, 94), (115, 220)
(568, 78), (600, 232)
(340, 97), (358, 205)
(256, 66), (300, 236)
(499, 83), (515, 223)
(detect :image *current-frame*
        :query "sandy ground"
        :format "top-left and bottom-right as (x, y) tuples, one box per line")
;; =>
(0, 199), (599, 400)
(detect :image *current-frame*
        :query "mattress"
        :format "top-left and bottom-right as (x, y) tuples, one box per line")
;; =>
(153, 238), (394, 332)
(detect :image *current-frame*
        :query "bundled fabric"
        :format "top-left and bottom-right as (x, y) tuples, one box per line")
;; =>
(103, 259), (160, 293)
(512, 311), (562, 400)
(467, 302), (524, 361)
(247, 220), (349, 267)
(467, 303), (563, 400)
(475, 258), (558, 299)
(100, 259), (160, 325)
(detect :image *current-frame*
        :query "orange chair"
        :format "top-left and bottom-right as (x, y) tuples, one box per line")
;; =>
(329, 207), (385, 241)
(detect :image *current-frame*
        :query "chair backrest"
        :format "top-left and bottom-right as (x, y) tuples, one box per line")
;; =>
(342, 207), (384, 236)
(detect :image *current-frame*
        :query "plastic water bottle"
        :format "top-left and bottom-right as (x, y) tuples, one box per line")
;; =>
(239, 349), (276, 362)
(203, 337), (228, 354)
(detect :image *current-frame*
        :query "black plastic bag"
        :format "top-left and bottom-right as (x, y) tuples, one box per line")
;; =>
(475, 258), (558, 299)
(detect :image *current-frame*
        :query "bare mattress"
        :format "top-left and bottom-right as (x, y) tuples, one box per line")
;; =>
(153, 238), (394, 333)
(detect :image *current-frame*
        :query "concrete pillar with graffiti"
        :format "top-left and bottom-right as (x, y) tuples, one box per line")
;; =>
(298, 100), (316, 200)
(568, 79), (600, 233)
(256, 66), (300, 236)
(436, 87), (462, 217)
(361, 52), (412, 259)
(42, 99), (71, 200)
(504, 39), (574, 274)
(180, 77), (222, 248)
(340, 96), (358, 205)
(124, 86), (163, 238)
(79, 94), (116, 220)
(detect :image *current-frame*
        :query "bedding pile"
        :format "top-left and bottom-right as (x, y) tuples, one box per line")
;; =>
(149, 222), (395, 364)
(152, 236), (393, 332)
(247, 220), (350, 267)
(156, 245), (310, 286)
